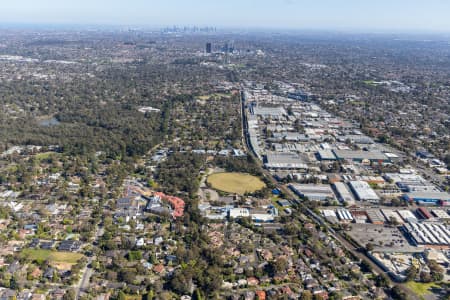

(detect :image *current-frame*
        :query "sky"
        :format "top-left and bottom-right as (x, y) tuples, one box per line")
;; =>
(1, 0), (450, 32)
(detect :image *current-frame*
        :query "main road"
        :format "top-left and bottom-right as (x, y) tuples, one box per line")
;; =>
(75, 225), (104, 300)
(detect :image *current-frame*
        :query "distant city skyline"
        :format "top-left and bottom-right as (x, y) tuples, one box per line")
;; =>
(1, 0), (450, 33)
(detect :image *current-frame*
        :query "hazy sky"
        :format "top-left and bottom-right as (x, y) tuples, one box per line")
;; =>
(1, 0), (450, 32)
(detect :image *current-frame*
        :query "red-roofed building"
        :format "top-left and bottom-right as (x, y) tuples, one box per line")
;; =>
(155, 192), (185, 219)
(153, 264), (165, 274)
(281, 286), (293, 296)
(255, 290), (266, 300)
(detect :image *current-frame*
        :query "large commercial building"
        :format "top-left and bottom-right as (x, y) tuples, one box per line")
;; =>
(289, 184), (336, 201)
(317, 150), (337, 161)
(264, 153), (308, 170)
(384, 173), (437, 193)
(251, 106), (286, 118)
(417, 207), (433, 219)
(337, 135), (374, 145)
(366, 209), (385, 224)
(348, 181), (380, 202)
(336, 208), (353, 223)
(403, 222), (450, 249)
(229, 208), (250, 218)
(333, 149), (389, 164)
(381, 209), (404, 224)
(403, 191), (450, 205)
(431, 209), (450, 221)
(332, 182), (355, 204)
(397, 210), (418, 223)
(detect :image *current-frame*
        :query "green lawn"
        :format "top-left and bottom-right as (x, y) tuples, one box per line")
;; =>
(22, 249), (83, 265)
(405, 281), (440, 297)
(270, 196), (283, 211)
(198, 93), (231, 100)
(124, 296), (142, 300)
(34, 152), (58, 160)
(363, 80), (378, 86)
(207, 172), (266, 195)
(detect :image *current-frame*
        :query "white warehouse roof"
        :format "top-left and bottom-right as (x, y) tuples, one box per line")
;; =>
(349, 181), (380, 201)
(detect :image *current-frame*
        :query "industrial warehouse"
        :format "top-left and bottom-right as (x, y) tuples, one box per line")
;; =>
(403, 222), (450, 249)
(348, 181), (380, 202)
(243, 86), (450, 285)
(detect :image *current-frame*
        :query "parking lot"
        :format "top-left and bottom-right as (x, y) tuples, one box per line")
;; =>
(348, 224), (420, 252)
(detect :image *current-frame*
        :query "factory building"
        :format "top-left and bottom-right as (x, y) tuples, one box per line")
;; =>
(317, 150), (337, 161)
(417, 207), (433, 220)
(337, 135), (374, 145)
(403, 191), (450, 206)
(381, 209), (404, 224)
(403, 222), (450, 249)
(384, 173), (437, 193)
(332, 182), (355, 204)
(349, 210), (368, 223)
(333, 149), (389, 164)
(264, 153), (308, 170)
(251, 106), (286, 118)
(366, 209), (385, 225)
(348, 181), (380, 202)
(289, 184), (336, 201)
(397, 210), (418, 223)
(336, 208), (353, 223)
(431, 209), (450, 221)
(322, 209), (338, 224)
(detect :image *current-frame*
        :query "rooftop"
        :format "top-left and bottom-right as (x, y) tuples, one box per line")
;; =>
(333, 150), (388, 161)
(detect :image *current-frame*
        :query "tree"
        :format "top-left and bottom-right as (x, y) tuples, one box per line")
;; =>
(405, 265), (418, 281)
(374, 274), (389, 287)
(63, 289), (76, 300)
(329, 291), (343, 300)
(391, 285), (409, 300)
(420, 271), (432, 283)
(199, 266), (222, 295)
(360, 260), (372, 273)
(301, 290), (313, 300)
(268, 257), (288, 276)
(238, 241), (254, 254)
(118, 269), (136, 284)
(365, 243), (374, 252)
(192, 289), (204, 300)
(428, 259), (444, 282)
(389, 216), (399, 226)
(127, 250), (142, 261)
(9, 275), (18, 290)
(144, 290), (154, 300)
(169, 269), (193, 295)
(284, 222), (300, 235)
(117, 291), (126, 300)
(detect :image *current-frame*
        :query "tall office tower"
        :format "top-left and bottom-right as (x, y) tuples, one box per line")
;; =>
(206, 42), (212, 54)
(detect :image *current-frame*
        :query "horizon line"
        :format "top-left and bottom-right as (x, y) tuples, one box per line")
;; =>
(0, 22), (449, 36)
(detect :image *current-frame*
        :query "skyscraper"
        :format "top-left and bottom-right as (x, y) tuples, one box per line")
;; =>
(206, 42), (212, 54)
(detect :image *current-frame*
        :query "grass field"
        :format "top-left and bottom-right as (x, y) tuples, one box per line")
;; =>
(35, 152), (58, 160)
(22, 249), (83, 269)
(207, 172), (265, 195)
(198, 93), (231, 100)
(124, 296), (142, 300)
(405, 281), (440, 297)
